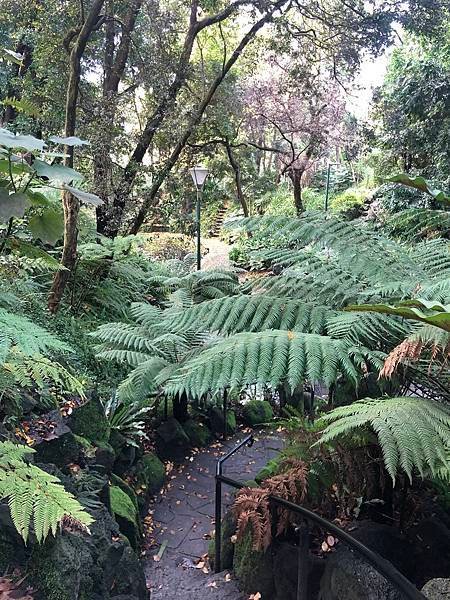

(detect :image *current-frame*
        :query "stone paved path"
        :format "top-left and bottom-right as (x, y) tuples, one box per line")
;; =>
(202, 238), (232, 270)
(144, 429), (284, 600)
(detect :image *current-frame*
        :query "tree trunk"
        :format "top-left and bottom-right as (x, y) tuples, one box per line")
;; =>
(127, 0), (289, 234)
(290, 168), (304, 215)
(225, 141), (249, 216)
(48, 0), (105, 313)
(94, 0), (143, 236)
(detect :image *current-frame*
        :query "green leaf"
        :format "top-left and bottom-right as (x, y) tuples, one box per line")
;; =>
(25, 190), (51, 207)
(7, 238), (62, 268)
(48, 136), (90, 147)
(29, 209), (64, 245)
(33, 159), (83, 184)
(63, 184), (103, 206)
(345, 299), (450, 332)
(0, 190), (28, 221)
(0, 129), (46, 152)
(387, 174), (450, 205)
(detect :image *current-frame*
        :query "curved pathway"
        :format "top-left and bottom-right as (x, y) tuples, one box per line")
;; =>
(144, 429), (284, 599)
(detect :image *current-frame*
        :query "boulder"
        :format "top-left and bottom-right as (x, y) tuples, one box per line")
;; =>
(0, 504), (28, 571)
(68, 397), (110, 444)
(208, 407), (237, 436)
(208, 509), (237, 571)
(30, 505), (148, 600)
(182, 419), (213, 447)
(94, 440), (116, 472)
(272, 541), (325, 600)
(34, 429), (80, 468)
(319, 546), (403, 600)
(233, 528), (275, 599)
(408, 518), (450, 585)
(422, 579), (450, 599)
(109, 485), (142, 549)
(155, 417), (190, 462)
(242, 400), (273, 426)
(134, 452), (166, 498)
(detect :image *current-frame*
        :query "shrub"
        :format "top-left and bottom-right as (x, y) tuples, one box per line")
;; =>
(330, 187), (368, 213)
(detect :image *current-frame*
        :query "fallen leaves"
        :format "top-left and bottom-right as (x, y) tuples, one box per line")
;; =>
(0, 575), (35, 599)
(249, 593), (262, 600)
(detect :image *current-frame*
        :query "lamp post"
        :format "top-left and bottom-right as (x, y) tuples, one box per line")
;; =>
(324, 162), (339, 212)
(189, 165), (209, 270)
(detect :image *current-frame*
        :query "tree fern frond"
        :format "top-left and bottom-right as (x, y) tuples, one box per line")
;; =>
(316, 397), (450, 483)
(0, 441), (93, 543)
(164, 330), (365, 399)
(385, 209), (450, 242)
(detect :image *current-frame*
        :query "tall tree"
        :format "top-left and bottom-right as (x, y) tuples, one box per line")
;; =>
(48, 0), (105, 313)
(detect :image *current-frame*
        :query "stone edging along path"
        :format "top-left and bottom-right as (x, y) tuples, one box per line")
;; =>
(144, 429), (285, 600)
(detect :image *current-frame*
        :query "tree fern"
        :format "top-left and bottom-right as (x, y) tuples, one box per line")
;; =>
(0, 441), (93, 542)
(385, 208), (450, 242)
(155, 295), (335, 335)
(164, 330), (383, 399)
(316, 397), (450, 483)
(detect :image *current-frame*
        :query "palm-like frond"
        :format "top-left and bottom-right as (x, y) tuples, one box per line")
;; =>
(317, 397), (450, 482)
(164, 330), (382, 398)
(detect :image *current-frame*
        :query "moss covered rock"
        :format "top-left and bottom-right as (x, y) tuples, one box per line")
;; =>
(110, 485), (141, 549)
(34, 430), (81, 469)
(233, 527), (275, 598)
(242, 400), (273, 426)
(155, 417), (190, 462)
(209, 407), (237, 436)
(134, 452), (166, 497)
(208, 509), (237, 571)
(255, 456), (282, 484)
(94, 440), (116, 472)
(68, 397), (110, 444)
(182, 419), (213, 447)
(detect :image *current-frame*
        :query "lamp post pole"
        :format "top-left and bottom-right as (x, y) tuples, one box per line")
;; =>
(196, 187), (201, 271)
(189, 165), (209, 271)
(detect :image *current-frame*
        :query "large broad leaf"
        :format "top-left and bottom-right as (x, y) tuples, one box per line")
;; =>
(7, 238), (62, 269)
(33, 159), (83, 184)
(63, 184), (103, 206)
(346, 299), (450, 332)
(0, 190), (28, 221)
(0, 158), (32, 176)
(387, 174), (450, 205)
(0, 129), (46, 152)
(25, 190), (51, 207)
(29, 209), (64, 245)
(48, 135), (90, 147)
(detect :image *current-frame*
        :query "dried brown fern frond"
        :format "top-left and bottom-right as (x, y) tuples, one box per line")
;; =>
(233, 459), (308, 550)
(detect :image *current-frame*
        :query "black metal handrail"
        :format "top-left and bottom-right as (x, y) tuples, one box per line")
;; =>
(215, 434), (426, 600)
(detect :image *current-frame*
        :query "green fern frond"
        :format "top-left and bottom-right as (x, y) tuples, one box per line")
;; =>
(160, 295), (335, 335)
(385, 209), (450, 242)
(327, 311), (410, 347)
(0, 441), (93, 543)
(164, 330), (371, 399)
(316, 397), (450, 483)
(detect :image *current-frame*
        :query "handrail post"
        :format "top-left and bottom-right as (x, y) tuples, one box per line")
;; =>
(296, 520), (309, 600)
(215, 475), (222, 573)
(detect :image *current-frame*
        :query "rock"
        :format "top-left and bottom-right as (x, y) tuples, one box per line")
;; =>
(408, 518), (450, 584)
(68, 397), (110, 444)
(94, 440), (116, 472)
(155, 417), (190, 462)
(34, 428), (80, 468)
(30, 505), (148, 600)
(182, 419), (213, 447)
(272, 541), (325, 600)
(134, 452), (166, 498)
(30, 531), (95, 600)
(233, 527), (275, 599)
(422, 578), (450, 599)
(0, 504), (28, 571)
(208, 510), (237, 571)
(242, 400), (273, 426)
(109, 429), (127, 455)
(255, 456), (281, 484)
(348, 520), (415, 580)
(110, 485), (142, 549)
(111, 474), (140, 513)
(208, 406), (237, 436)
(319, 546), (403, 600)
